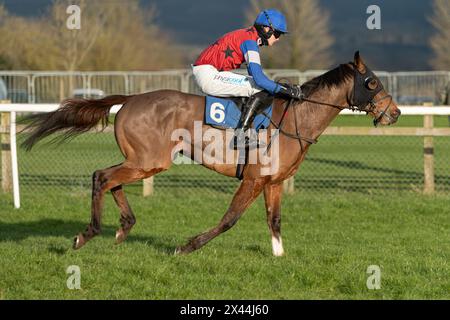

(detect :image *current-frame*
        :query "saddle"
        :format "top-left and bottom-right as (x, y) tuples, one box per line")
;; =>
(204, 95), (273, 131)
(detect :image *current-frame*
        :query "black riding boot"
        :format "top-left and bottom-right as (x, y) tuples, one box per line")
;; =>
(232, 93), (267, 149)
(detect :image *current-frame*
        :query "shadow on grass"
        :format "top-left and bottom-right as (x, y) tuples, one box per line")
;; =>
(0, 218), (176, 255)
(242, 244), (268, 256)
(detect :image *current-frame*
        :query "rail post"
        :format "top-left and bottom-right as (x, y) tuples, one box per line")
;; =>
(59, 77), (65, 101)
(139, 78), (154, 196)
(423, 102), (435, 194)
(143, 177), (154, 197)
(283, 176), (294, 194)
(181, 71), (190, 93)
(140, 78), (146, 93)
(1, 101), (12, 193)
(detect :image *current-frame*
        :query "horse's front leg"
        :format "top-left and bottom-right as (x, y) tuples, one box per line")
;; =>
(175, 178), (266, 254)
(264, 182), (284, 256)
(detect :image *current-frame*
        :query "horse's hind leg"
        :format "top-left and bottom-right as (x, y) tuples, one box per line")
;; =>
(175, 178), (267, 254)
(73, 164), (162, 249)
(112, 167), (165, 244)
(73, 168), (112, 249)
(111, 185), (136, 244)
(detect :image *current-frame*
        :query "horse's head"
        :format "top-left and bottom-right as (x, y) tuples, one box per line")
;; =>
(350, 51), (401, 126)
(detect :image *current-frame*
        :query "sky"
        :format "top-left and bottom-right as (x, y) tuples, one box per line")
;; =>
(0, 0), (437, 71)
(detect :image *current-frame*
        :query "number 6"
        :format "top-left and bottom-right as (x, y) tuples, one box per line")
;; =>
(210, 102), (225, 123)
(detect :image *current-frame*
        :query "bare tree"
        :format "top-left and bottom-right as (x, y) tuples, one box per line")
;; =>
(0, 5), (52, 69)
(84, 2), (183, 70)
(0, 1), (184, 71)
(45, 0), (104, 71)
(246, 0), (334, 70)
(429, 0), (450, 70)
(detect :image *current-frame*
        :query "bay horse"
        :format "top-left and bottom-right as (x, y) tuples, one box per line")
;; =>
(22, 52), (400, 256)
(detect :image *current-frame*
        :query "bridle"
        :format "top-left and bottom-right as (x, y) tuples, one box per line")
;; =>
(266, 66), (395, 147)
(302, 66), (394, 126)
(367, 94), (395, 127)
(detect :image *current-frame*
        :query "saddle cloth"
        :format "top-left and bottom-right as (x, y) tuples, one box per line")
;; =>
(204, 96), (272, 131)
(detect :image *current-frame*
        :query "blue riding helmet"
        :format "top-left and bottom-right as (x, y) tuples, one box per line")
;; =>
(254, 9), (288, 33)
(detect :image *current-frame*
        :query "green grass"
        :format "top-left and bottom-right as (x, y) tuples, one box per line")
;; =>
(0, 191), (448, 299)
(0, 114), (449, 299)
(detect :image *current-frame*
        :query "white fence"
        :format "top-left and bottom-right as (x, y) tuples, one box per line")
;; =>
(1, 103), (450, 208)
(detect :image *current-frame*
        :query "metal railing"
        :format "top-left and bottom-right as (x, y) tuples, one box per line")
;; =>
(1, 70), (449, 105)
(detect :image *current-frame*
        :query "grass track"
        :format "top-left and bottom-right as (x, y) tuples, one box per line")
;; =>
(0, 191), (449, 299)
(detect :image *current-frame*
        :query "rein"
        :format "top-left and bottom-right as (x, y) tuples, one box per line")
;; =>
(263, 97), (347, 145)
(264, 91), (393, 146)
(263, 100), (318, 145)
(301, 97), (349, 111)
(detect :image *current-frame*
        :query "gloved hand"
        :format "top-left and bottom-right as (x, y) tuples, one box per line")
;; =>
(277, 83), (304, 100)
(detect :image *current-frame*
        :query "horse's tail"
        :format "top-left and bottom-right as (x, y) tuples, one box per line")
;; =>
(21, 94), (133, 150)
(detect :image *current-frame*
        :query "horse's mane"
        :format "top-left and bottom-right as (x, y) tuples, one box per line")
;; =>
(300, 63), (354, 98)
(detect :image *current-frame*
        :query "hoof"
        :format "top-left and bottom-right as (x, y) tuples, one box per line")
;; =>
(73, 234), (86, 250)
(272, 251), (285, 257)
(174, 244), (195, 255)
(115, 229), (128, 244)
(174, 247), (184, 255)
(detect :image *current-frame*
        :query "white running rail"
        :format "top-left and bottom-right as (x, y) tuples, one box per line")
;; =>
(1, 104), (449, 208)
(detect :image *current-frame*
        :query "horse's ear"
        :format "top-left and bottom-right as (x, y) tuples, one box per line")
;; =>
(354, 51), (366, 74)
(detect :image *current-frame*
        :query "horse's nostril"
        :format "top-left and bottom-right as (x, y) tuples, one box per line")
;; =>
(392, 109), (401, 118)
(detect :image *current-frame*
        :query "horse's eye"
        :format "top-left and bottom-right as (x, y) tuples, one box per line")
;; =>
(364, 77), (378, 90)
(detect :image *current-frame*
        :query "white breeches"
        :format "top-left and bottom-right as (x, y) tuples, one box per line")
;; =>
(192, 64), (262, 97)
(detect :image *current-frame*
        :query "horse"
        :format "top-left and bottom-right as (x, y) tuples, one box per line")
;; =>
(22, 51), (401, 256)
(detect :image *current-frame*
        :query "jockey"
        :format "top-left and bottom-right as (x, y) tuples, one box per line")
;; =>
(192, 9), (303, 149)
